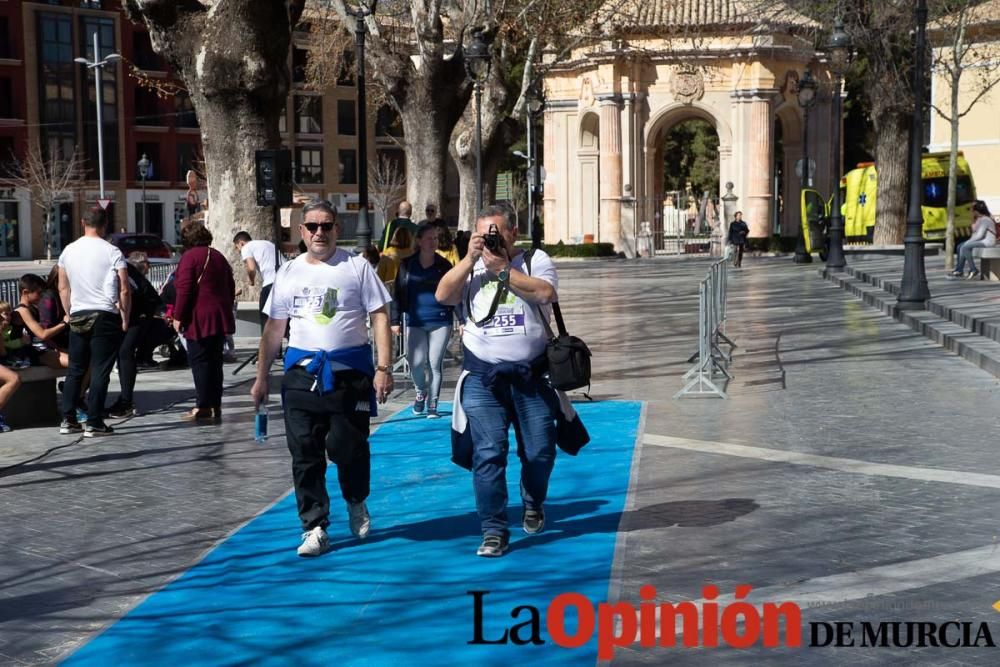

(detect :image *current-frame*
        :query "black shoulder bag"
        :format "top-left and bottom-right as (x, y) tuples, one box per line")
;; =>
(523, 251), (593, 393)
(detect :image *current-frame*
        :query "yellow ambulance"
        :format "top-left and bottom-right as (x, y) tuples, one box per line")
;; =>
(800, 151), (976, 253)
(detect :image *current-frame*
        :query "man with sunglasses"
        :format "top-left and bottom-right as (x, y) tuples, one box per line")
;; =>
(251, 199), (394, 557)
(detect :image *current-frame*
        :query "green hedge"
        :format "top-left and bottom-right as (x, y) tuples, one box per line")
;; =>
(540, 242), (617, 257)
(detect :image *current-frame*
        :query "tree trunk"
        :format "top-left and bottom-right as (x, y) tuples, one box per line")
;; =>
(125, 0), (299, 298)
(945, 75), (962, 270)
(450, 78), (513, 231)
(400, 105), (450, 221)
(872, 111), (910, 245)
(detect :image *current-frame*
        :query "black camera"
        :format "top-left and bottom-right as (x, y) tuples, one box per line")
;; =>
(484, 224), (502, 252)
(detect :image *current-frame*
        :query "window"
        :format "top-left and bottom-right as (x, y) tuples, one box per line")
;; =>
(134, 87), (161, 124)
(37, 14), (75, 162)
(923, 176), (976, 208)
(339, 149), (356, 185)
(295, 96), (322, 134)
(337, 51), (355, 86)
(337, 99), (356, 136)
(0, 17), (11, 59)
(296, 147), (323, 184)
(80, 16), (120, 180)
(0, 79), (12, 118)
(132, 31), (162, 71)
(136, 142), (160, 181)
(176, 142), (196, 182)
(292, 47), (308, 84)
(375, 105), (403, 138)
(174, 91), (198, 128)
(0, 137), (16, 178)
(0, 201), (21, 257)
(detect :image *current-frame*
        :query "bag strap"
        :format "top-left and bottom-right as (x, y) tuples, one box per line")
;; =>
(522, 249), (569, 338)
(196, 247), (212, 285)
(466, 275), (507, 327)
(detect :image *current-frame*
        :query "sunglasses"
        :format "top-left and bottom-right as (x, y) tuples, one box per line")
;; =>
(303, 222), (335, 233)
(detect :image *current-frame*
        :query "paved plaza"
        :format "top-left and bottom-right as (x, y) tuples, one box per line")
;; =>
(2, 255), (1000, 665)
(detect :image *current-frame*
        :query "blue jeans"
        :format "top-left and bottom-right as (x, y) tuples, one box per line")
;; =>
(461, 374), (560, 537)
(956, 240), (988, 273)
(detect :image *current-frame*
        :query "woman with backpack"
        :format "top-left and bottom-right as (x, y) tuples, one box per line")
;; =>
(107, 252), (162, 419)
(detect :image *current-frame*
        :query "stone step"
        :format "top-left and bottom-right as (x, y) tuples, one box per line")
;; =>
(823, 269), (1000, 379)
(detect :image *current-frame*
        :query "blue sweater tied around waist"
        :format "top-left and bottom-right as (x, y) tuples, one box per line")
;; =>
(284, 344), (377, 415)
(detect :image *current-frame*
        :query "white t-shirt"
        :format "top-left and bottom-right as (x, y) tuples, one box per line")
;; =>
(970, 216), (998, 247)
(264, 248), (391, 352)
(58, 236), (127, 315)
(462, 249), (558, 364)
(241, 239), (283, 287)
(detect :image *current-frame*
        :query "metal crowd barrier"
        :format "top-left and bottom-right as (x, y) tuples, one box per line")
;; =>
(675, 249), (737, 399)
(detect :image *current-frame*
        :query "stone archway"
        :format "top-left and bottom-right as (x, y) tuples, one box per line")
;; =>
(643, 102), (733, 240)
(774, 102), (804, 238)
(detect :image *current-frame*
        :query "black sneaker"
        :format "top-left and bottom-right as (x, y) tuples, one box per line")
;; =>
(84, 421), (115, 438)
(523, 507), (545, 534)
(107, 401), (137, 419)
(476, 533), (510, 558)
(59, 419), (82, 435)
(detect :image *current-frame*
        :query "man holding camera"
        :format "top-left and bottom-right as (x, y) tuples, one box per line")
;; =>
(436, 204), (560, 557)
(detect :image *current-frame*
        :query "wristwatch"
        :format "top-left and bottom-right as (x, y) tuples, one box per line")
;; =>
(375, 365), (390, 373)
(497, 266), (510, 285)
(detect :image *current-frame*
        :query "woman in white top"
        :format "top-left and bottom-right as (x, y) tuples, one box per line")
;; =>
(952, 200), (996, 279)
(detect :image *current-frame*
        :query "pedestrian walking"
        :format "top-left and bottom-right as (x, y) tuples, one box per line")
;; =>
(383, 227), (415, 263)
(173, 223), (236, 422)
(57, 207), (130, 437)
(951, 201), (995, 279)
(435, 204), (563, 558)
(108, 252), (162, 419)
(250, 199), (394, 557)
(233, 231), (283, 329)
(391, 223), (455, 418)
(379, 201), (416, 251)
(728, 211), (750, 268)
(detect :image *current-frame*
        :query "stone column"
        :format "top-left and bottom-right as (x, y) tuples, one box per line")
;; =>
(599, 96), (623, 250)
(745, 96), (773, 238)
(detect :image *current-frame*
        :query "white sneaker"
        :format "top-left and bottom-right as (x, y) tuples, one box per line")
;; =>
(297, 526), (330, 557)
(347, 501), (371, 539)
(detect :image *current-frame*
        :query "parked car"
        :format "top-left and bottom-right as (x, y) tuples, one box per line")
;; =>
(110, 233), (174, 259)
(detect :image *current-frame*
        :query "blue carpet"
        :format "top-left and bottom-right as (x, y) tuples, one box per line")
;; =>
(65, 401), (641, 666)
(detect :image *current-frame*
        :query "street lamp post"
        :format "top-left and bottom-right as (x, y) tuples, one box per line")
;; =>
(824, 18), (851, 271)
(795, 69), (817, 264)
(137, 153), (149, 233)
(897, 0), (931, 311)
(74, 33), (121, 200)
(527, 81), (544, 249)
(464, 29), (493, 214)
(347, 0), (375, 252)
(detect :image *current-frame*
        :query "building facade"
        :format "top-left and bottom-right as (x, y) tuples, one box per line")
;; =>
(929, 0), (1000, 214)
(0, 0), (400, 259)
(541, 0), (839, 253)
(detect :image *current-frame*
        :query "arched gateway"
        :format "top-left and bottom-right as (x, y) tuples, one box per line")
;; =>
(542, 0), (837, 254)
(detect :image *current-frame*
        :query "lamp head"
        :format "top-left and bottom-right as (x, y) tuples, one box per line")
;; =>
(464, 28), (492, 83)
(73, 57), (90, 65)
(513, 150), (529, 160)
(796, 69), (817, 108)
(526, 80), (544, 115)
(138, 153), (150, 178)
(827, 18), (851, 77)
(104, 53), (122, 64)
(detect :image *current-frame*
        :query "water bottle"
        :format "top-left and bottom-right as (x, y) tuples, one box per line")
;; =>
(254, 405), (268, 443)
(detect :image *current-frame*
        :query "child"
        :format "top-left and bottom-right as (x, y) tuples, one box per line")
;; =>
(0, 301), (32, 369)
(12, 274), (69, 369)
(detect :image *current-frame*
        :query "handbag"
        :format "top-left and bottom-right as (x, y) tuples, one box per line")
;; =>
(523, 250), (593, 392)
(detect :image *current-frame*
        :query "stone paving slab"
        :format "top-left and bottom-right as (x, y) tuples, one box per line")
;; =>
(3, 256), (1000, 665)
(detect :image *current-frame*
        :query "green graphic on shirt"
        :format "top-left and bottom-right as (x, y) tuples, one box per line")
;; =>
(314, 287), (338, 325)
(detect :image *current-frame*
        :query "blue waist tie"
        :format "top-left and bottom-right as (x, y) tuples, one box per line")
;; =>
(462, 347), (547, 390)
(284, 344), (377, 414)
